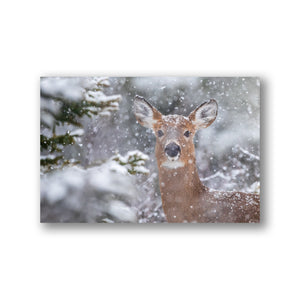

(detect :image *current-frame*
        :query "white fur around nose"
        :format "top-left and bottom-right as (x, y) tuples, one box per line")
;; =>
(166, 152), (180, 161)
(161, 160), (185, 169)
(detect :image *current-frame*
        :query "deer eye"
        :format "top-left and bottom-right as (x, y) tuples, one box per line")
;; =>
(184, 130), (190, 137)
(157, 130), (164, 137)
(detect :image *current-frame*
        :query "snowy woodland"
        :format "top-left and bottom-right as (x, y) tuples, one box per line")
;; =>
(40, 77), (260, 223)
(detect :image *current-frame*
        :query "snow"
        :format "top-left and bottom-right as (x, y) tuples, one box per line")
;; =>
(107, 161), (129, 175)
(40, 113), (55, 128)
(107, 200), (137, 223)
(99, 111), (112, 116)
(84, 91), (121, 104)
(111, 150), (150, 175)
(42, 179), (68, 205)
(40, 77), (83, 102)
(235, 145), (259, 161)
(70, 129), (84, 136)
(162, 115), (189, 124)
(40, 154), (57, 160)
(82, 77), (111, 90)
(133, 166), (149, 174)
(41, 163), (137, 222)
(41, 76), (260, 223)
(126, 150), (149, 161)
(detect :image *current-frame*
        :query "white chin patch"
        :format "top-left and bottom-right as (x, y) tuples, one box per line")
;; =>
(167, 153), (180, 161)
(161, 159), (185, 169)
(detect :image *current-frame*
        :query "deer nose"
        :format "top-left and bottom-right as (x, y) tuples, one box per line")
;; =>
(165, 142), (181, 158)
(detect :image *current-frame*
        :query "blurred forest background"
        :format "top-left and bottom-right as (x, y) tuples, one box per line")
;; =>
(40, 77), (260, 223)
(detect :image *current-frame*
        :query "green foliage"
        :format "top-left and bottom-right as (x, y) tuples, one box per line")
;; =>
(112, 151), (150, 175)
(40, 93), (121, 128)
(40, 133), (76, 153)
(40, 77), (122, 172)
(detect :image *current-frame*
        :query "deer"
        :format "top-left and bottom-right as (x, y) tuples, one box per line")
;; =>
(133, 95), (260, 223)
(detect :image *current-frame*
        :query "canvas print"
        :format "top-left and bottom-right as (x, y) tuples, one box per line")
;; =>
(40, 77), (260, 223)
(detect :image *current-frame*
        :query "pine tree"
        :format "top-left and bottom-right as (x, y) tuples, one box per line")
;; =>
(40, 77), (122, 172)
(40, 77), (149, 223)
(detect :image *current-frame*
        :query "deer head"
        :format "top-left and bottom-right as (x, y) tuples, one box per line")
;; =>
(133, 95), (218, 169)
(133, 95), (259, 223)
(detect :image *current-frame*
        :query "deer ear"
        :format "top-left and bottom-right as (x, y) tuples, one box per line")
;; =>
(133, 95), (162, 129)
(189, 99), (218, 130)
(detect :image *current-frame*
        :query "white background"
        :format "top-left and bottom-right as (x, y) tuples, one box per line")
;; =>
(1, 1), (299, 299)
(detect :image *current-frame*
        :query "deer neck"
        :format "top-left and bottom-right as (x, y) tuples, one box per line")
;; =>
(157, 156), (207, 213)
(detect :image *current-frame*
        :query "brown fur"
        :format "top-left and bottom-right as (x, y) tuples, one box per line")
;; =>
(134, 97), (260, 223)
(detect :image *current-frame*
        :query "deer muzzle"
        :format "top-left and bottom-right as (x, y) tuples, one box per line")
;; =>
(165, 142), (181, 159)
